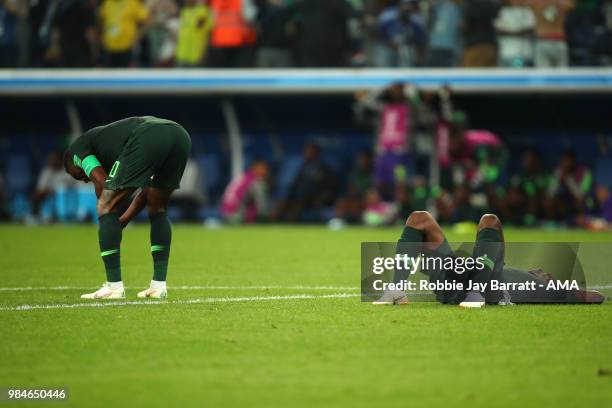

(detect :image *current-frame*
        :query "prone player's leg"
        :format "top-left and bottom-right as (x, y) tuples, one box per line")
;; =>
(373, 211), (449, 305)
(395, 211), (449, 283)
(460, 214), (506, 308)
(81, 188), (135, 299)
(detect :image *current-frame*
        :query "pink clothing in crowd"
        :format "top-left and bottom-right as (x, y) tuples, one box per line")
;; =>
(377, 104), (410, 152)
(438, 128), (502, 167)
(221, 170), (260, 223)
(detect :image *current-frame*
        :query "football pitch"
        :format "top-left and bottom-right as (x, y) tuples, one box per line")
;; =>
(1, 225), (611, 407)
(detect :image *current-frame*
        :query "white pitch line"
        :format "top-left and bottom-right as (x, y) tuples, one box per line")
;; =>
(0, 293), (360, 312)
(0, 285), (360, 292)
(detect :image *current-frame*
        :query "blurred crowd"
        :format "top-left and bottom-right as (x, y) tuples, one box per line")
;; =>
(7, 82), (611, 230)
(209, 82), (610, 229)
(1, 0), (611, 69)
(333, 83), (610, 229)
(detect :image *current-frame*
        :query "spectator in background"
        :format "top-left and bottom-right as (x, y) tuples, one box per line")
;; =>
(436, 183), (481, 223)
(272, 143), (338, 222)
(360, 0), (382, 66)
(371, 0), (400, 67)
(605, 0), (612, 32)
(373, 0), (427, 67)
(426, 0), (462, 67)
(546, 149), (592, 221)
(581, 184), (612, 230)
(26, 0), (49, 67)
(176, 0), (214, 67)
(99, 0), (150, 67)
(437, 113), (507, 218)
(0, 0), (23, 67)
(439, 114), (506, 191)
(354, 83), (433, 200)
(462, 0), (501, 67)
(287, 0), (353, 67)
(398, 0), (427, 66)
(221, 160), (270, 223)
(208, 0), (257, 67)
(46, 0), (98, 67)
(395, 175), (430, 220)
(255, 0), (293, 67)
(506, 148), (550, 225)
(144, 0), (178, 66)
(333, 151), (373, 223)
(528, 0), (574, 67)
(494, 0), (536, 67)
(170, 157), (206, 220)
(565, 0), (609, 66)
(13, 0), (29, 67)
(30, 151), (74, 221)
(362, 187), (397, 226)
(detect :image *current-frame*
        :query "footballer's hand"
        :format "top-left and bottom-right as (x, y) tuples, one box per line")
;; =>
(119, 188), (148, 228)
(119, 217), (129, 229)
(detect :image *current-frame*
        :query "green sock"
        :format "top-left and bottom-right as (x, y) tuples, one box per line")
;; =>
(150, 213), (172, 282)
(471, 228), (504, 291)
(399, 226), (424, 243)
(474, 228), (504, 269)
(98, 213), (122, 282)
(394, 226), (424, 283)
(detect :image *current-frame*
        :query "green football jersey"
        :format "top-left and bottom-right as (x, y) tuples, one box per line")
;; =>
(68, 116), (176, 175)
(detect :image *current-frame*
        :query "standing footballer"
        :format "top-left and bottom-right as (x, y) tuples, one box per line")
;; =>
(64, 116), (192, 300)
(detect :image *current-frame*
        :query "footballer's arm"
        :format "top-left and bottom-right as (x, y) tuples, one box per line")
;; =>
(88, 166), (108, 199)
(119, 188), (148, 228)
(88, 167), (136, 217)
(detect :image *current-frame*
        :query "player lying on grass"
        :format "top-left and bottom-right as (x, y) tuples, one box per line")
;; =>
(374, 211), (605, 308)
(64, 116), (191, 300)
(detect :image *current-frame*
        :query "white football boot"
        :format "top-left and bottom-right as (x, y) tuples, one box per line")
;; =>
(372, 289), (409, 305)
(81, 283), (125, 300)
(137, 285), (167, 299)
(459, 291), (486, 308)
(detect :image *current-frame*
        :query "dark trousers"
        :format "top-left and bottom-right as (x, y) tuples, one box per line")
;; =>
(107, 51), (132, 68)
(207, 46), (254, 68)
(426, 48), (455, 67)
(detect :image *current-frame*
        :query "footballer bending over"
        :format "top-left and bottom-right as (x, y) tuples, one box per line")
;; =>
(64, 116), (192, 299)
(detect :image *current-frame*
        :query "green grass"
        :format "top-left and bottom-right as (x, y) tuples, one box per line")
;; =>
(1, 225), (611, 407)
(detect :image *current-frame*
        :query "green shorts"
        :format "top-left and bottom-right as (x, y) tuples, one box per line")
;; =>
(104, 122), (192, 191)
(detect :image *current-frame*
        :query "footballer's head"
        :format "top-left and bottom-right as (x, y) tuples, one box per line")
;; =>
(63, 150), (88, 182)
